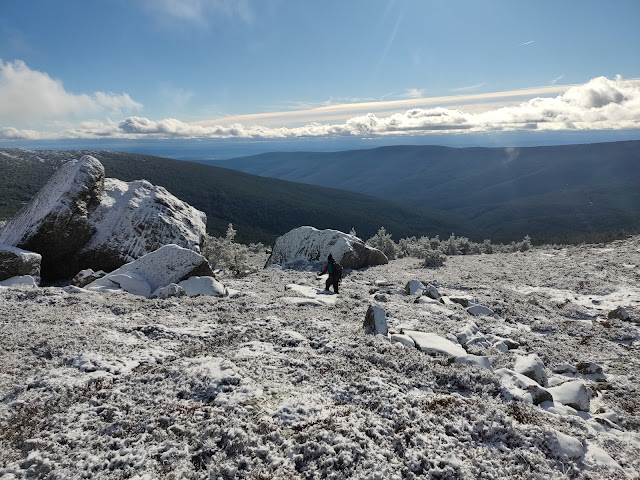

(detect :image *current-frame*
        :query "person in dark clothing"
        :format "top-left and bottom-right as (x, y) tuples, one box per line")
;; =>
(319, 254), (339, 294)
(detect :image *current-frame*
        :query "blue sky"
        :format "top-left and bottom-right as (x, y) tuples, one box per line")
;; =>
(1, 0), (639, 145)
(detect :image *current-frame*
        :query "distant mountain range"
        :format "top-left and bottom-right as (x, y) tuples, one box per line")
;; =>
(0, 149), (460, 245)
(200, 141), (640, 243)
(2, 141), (638, 245)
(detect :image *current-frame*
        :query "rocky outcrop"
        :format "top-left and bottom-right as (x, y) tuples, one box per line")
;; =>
(86, 244), (216, 298)
(76, 178), (207, 275)
(0, 245), (41, 283)
(0, 156), (104, 280)
(0, 156), (207, 280)
(265, 226), (388, 270)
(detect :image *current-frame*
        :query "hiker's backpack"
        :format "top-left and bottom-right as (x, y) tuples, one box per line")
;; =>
(333, 262), (343, 280)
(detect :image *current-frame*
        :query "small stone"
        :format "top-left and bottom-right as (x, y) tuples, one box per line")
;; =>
(364, 305), (388, 335)
(608, 306), (630, 320)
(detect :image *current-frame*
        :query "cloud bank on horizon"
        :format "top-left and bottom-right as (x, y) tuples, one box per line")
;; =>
(1, 59), (639, 141)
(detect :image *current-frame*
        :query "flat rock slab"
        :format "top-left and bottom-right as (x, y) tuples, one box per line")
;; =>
(285, 284), (338, 305)
(280, 297), (325, 307)
(402, 330), (466, 358)
(467, 304), (495, 316)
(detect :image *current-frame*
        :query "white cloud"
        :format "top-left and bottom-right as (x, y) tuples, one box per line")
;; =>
(400, 88), (425, 99)
(0, 59), (142, 124)
(450, 83), (486, 93)
(2, 76), (640, 141)
(550, 74), (565, 85)
(519, 40), (534, 46)
(142, 0), (254, 27)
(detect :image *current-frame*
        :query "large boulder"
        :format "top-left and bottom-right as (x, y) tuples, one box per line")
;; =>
(86, 244), (215, 297)
(76, 177), (207, 274)
(0, 156), (207, 280)
(265, 226), (388, 270)
(0, 245), (41, 283)
(0, 156), (104, 280)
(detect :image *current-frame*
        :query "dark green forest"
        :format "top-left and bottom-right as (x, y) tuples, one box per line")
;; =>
(1, 143), (638, 246)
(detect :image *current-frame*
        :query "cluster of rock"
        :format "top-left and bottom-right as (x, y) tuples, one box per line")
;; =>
(0, 156), (390, 298)
(364, 279), (616, 417)
(265, 226), (388, 270)
(0, 155), (207, 281)
(0, 156), (231, 298)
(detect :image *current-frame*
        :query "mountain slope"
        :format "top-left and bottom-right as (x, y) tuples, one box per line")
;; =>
(0, 149), (462, 245)
(202, 141), (640, 242)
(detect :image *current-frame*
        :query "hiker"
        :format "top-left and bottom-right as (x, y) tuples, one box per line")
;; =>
(319, 254), (341, 294)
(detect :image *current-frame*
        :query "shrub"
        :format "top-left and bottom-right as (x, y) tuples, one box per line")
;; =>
(367, 226), (399, 260)
(202, 223), (253, 276)
(421, 249), (447, 268)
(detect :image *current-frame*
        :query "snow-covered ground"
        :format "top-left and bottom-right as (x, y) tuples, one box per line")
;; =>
(1, 237), (639, 479)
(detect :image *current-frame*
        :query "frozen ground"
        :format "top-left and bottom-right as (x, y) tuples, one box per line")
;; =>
(1, 236), (639, 479)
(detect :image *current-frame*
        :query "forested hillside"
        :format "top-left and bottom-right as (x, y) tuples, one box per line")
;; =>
(0, 149), (461, 245)
(203, 141), (640, 243)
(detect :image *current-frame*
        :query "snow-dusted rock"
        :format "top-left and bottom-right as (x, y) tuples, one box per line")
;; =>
(77, 177), (207, 274)
(456, 322), (479, 345)
(265, 226), (388, 270)
(364, 305), (388, 335)
(547, 380), (591, 411)
(0, 155), (207, 280)
(71, 268), (106, 288)
(0, 275), (38, 287)
(0, 156), (104, 279)
(0, 245), (41, 283)
(549, 430), (584, 460)
(86, 244), (214, 297)
(280, 297), (325, 307)
(608, 306), (630, 320)
(495, 368), (553, 405)
(424, 284), (441, 300)
(577, 362), (603, 375)
(448, 296), (473, 308)
(178, 276), (227, 297)
(402, 330), (466, 358)
(151, 283), (186, 299)
(390, 333), (415, 348)
(553, 363), (578, 374)
(107, 272), (152, 297)
(514, 354), (548, 387)
(454, 354), (494, 372)
(467, 304), (494, 316)
(405, 280), (425, 296)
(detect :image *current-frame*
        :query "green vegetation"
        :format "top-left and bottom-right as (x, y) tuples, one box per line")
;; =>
(0, 149), (462, 245)
(202, 141), (640, 244)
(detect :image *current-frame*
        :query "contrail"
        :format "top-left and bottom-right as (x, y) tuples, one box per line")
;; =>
(519, 40), (534, 46)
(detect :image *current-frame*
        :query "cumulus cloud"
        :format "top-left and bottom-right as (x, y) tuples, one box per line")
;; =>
(2, 76), (639, 141)
(0, 60), (142, 123)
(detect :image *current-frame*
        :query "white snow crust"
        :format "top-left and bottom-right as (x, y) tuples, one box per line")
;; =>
(1, 236), (639, 478)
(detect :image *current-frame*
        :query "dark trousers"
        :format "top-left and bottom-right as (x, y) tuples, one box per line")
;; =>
(325, 275), (339, 293)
